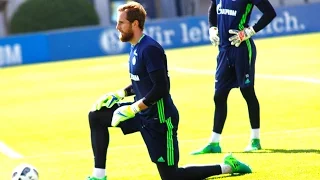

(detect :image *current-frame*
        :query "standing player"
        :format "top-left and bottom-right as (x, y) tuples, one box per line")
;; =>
(87, 1), (252, 180)
(191, 0), (276, 155)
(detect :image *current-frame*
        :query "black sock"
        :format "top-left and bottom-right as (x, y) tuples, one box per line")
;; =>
(240, 86), (260, 129)
(156, 163), (222, 180)
(213, 89), (231, 133)
(88, 111), (110, 168)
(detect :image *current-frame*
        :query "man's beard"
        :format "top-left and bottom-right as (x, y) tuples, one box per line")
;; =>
(119, 29), (134, 42)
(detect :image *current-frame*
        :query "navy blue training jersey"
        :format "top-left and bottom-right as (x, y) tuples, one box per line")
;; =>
(129, 35), (178, 121)
(213, 0), (262, 49)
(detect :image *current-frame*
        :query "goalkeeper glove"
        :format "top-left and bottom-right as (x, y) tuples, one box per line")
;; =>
(228, 27), (256, 47)
(92, 90), (126, 111)
(111, 101), (141, 127)
(209, 27), (220, 46)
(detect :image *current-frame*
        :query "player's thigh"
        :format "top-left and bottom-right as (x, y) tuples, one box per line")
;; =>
(88, 104), (119, 127)
(88, 102), (139, 131)
(215, 50), (237, 90)
(118, 112), (143, 135)
(234, 41), (257, 88)
(140, 118), (179, 166)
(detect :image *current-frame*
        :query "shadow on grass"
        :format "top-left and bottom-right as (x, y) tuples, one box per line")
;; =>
(206, 173), (248, 179)
(235, 148), (320, 154)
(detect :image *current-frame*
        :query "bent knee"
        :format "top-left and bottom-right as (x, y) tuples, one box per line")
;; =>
(88, 110), (97, 121)
(88, 110), (100, 127)
(88, 108), (115, 128)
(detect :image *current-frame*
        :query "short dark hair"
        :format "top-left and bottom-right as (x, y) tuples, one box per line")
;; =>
(117, 1), (147, 30)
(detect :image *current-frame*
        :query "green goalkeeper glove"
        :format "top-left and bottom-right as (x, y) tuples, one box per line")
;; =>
(92, 90), (126, 111)
(111, 101), (141, 127)
(228, 27), (256, 47)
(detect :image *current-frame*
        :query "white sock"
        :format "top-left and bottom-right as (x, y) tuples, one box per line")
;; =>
(93, 168), (105, 178)
(220, 164), (232, 174)
(251, 128), (260, 139)
(210, 132), (221, 143)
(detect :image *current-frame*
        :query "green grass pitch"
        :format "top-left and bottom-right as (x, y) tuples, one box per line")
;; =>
(0, 33), (319, 180)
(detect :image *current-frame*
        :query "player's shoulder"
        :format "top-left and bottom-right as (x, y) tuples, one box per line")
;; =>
(139, 35), (164, 52)
(141, 35), (161, 47)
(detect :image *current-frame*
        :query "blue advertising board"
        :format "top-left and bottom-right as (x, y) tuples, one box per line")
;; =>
(251, 4), (320, 38)
(0, 3), (319, 67)
(0, 33), (48, 67)
(47, 27), (109, 61)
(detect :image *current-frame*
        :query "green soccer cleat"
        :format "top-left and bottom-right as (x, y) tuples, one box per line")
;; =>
(87, 176), (107, 180)
(190, 142), (221, 155)
(224, 153), (252, 174)
(244, 139), (262, 152)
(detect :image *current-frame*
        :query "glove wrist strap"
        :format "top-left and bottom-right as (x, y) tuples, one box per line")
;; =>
(247, 26), (256, 36)
(131, 100), (142, 113)
(209, 26), (218, 34)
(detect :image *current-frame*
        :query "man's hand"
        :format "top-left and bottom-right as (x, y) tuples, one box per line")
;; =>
(209, 27), (220, 46)
(111, 103), (140, 127)
(228, 27), (256, 47)
(92, 90), (125, 111)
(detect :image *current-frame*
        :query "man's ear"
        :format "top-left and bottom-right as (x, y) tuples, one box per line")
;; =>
(133, 20), (139, 28)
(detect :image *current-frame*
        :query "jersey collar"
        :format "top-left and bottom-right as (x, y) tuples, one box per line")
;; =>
(137, 34), (145, 44)
(131, 34), (145, 48)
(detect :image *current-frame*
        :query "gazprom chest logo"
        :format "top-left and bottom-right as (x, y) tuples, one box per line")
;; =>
(217, 0), (237, 16)
(100, 29), (126, 54)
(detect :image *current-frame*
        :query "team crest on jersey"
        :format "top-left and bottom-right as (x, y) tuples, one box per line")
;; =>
(132, 56), (136, 65)
(132, 50), (137, 65)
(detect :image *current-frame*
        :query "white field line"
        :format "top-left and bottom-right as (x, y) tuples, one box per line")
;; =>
(171, 67), (320, 84)
(22, 127), (320, 159)
(0, 141), (23, 159)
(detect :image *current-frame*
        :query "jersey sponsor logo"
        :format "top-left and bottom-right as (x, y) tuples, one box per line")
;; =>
(216, 0), (237, 16)
(130, 73), (140, 81)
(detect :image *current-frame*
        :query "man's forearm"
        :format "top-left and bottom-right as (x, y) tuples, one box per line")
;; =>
(253, 0), (277, 32)
(208, 1), (217, 27)
(124, 84), (135, 96)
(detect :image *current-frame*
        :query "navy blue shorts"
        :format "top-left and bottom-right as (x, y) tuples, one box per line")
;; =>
(215, 40), (257, 91)
(117, 103), (180, 166)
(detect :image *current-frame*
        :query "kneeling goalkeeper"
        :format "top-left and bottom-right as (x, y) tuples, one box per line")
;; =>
(87, 2), (252, 180)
